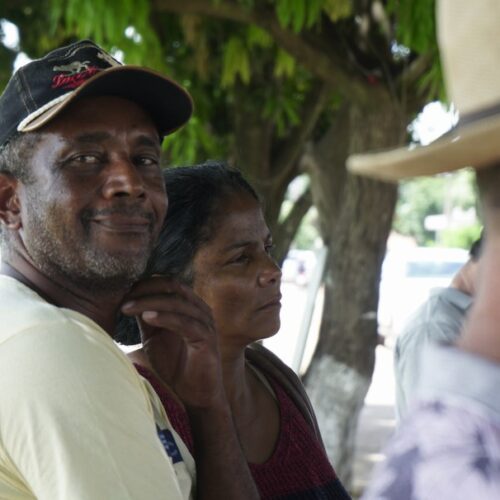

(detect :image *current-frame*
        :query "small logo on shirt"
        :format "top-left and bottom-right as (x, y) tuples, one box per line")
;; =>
(157, 427), (183, 464)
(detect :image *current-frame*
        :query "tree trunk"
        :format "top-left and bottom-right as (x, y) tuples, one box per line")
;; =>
(231, 98), (282, 228)
(304, 92), (403, 486)
(232, 86), (315, 263)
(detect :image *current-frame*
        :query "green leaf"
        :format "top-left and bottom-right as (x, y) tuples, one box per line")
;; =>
(388, 0), (436, 53)
(276, 0), (311, 33)
(322, 0), (352, 22)
(276, 0), (293, 29)
(221, 36), (251, 87)
(274, 48), (295, 78)
(48, 0), (64, 35)
(306, 0), (324, 28)
(246, 25), (273, 48)
(292, 0), (306, 33)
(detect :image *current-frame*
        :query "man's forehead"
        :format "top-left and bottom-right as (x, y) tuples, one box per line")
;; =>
(55, 94), (156, 119)
(37, 96), (162, 143)
(69, 131), (161, 147)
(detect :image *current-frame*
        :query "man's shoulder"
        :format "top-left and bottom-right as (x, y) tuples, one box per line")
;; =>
(418, 287), (471, 318)
(397, 287), (470, 345)
(0, 276), (142, 410)
(0, 275), (101, 341)
(0, 274), (63, 317)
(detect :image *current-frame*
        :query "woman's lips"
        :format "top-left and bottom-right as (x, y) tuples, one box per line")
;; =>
(256, 294), (282, 311)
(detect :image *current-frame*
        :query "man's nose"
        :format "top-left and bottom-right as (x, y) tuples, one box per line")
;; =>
(101, 157), (146, 199)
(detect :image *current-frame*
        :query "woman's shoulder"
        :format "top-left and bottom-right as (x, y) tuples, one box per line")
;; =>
(245, 343), (298, 381)
(245, 343), (325, 447)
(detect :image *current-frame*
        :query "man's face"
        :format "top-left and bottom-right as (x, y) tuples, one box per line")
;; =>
(17, 95), (167, 291)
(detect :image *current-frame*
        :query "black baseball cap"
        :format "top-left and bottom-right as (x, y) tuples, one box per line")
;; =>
(0, 39), (193, 147)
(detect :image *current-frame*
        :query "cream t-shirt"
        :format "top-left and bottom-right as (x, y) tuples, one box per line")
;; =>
(0, 275), (195, 499)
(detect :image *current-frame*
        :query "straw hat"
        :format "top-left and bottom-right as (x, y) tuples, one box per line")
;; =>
(347, 0), (500, 181)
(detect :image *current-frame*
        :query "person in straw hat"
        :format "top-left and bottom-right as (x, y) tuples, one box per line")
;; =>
(348, 0), (500, 498)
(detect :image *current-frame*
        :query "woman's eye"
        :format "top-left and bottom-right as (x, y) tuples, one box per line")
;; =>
(231, 254), (250, 264)
(265, 244), (275, 255)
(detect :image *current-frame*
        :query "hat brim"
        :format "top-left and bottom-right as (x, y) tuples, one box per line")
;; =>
(19, 65), (193, 137)
(346, 113), (500, 182)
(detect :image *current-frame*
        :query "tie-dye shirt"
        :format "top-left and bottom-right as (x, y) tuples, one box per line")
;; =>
(363, 344), (500, 500)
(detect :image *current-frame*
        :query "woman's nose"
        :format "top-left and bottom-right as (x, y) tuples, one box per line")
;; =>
(258, 257), (282, 287)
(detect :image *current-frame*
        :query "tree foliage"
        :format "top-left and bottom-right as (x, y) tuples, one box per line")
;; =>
(49, 0), (164, 68)
(387, 0), (443, 99)
(1, 0), (443, 182)
(394, 169), (478, 245)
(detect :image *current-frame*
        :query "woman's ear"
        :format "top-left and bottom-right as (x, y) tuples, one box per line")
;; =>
(0, 173), (21, 230)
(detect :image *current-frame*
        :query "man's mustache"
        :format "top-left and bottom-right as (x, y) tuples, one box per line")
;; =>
(82, 205), (156, 226)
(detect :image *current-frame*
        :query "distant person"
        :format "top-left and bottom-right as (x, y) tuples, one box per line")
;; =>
(116, 162), (352, 499)
(296, 259), (308, 286)
(394, 236), (481, 419)
(0, 40), (258, 499)
(347, 0), (500, 497)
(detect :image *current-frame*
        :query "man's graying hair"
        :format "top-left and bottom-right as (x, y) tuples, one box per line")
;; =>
(0, 132), (40, 183)
(0, 133), (40, 245)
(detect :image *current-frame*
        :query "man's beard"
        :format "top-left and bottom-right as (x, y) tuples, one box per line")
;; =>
(23, 194), (156, 293)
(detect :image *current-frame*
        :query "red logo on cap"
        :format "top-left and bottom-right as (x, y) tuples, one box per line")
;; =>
(52, 61), (101, 90)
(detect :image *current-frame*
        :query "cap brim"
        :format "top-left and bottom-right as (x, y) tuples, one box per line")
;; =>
(347, 113), (500, 182)
(20, 65), (193, 137)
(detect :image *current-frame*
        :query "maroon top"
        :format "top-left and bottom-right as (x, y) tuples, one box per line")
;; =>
(136, 364), (351, 499)
(135, 364), (194, 452)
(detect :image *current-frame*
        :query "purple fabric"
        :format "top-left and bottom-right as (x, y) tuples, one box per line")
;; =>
(363, 400), (500, 499)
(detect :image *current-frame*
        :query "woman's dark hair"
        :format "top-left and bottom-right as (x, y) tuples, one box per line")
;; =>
(115, 160), (259, 345)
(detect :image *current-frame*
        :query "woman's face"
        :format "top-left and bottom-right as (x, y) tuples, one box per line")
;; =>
(192, 193), (282, 346)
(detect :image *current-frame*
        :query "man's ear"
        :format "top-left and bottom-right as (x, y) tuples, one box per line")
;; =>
(0, 173), (21, 230)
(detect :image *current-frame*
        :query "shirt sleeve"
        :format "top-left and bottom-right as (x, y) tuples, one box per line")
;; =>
(0, 320), (185, 500)
(364, 345), (500, 500)
(394, 301), (464, 420)
(394, 322), (445, 419)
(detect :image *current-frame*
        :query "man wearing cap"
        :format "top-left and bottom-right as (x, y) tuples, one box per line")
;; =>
(0, 40), (258, 499)
(348, 0), (500, 498)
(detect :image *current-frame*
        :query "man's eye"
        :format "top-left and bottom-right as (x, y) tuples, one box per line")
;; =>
(72, 154), (101, 164)
(136, 156), (159, 167)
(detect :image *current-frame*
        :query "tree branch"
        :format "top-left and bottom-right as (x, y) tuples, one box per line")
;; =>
(152, 0), (369, 102)
(153, 0), (254, 23)
(397, 52), (433, 91)
(270, 80), (332, 186)
(274, 186), (313, 264)
(396, 53), (436, 122)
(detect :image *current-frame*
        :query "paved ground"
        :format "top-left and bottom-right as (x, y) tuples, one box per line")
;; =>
(351, 346), (396, 498)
